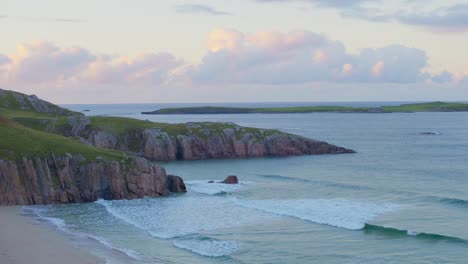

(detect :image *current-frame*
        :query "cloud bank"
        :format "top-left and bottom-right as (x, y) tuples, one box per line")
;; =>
(189, 29), (429, 84)
(0, 29), (463, 92)
(0, 41), (184, 87)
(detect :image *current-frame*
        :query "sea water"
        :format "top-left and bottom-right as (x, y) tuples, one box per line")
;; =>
(27, 103), (468, 263)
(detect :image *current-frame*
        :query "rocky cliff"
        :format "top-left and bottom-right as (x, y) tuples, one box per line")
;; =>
(77, 120), (355, 161)
(0, 154), (177, 205)
(0, 88), (355, 205)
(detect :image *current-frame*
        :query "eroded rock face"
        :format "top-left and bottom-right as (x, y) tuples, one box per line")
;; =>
(77, 123), (354, 162)
(167, 175), (187, 193)
(0, 155), (171, 205)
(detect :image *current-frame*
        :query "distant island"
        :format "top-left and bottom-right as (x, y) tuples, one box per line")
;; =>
(142, 102), (468, 115)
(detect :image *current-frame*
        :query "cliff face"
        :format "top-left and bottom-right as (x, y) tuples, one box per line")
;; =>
(0, 154), (171, 205)
(80, 122), (354, 161)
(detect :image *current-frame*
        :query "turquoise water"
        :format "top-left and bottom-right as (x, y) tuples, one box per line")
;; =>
(29, 105), (468, 263)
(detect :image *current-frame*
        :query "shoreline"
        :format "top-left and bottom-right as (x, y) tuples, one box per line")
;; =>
(0, 206), (136, 264)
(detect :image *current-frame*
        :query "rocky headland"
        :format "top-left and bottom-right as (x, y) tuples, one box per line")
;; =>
(0, 88), (355, 205)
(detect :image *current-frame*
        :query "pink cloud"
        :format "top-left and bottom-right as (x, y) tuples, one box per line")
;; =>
(191, 28), (429, 84)
(0, 30), (460, 91)
(0, 41), (185, 87)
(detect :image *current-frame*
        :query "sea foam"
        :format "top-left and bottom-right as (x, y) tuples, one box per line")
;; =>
(96, 196), (271, 239)
(234, 198), (398, 230)
(173, 237), (241, 257)
(185, 180), (249, 195)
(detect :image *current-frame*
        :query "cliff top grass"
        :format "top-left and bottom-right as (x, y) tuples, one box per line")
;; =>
(0, 118), (128, 162)
(88, 116), (274, 140)
(143, 102), (468, 115)
(89, 116), (190, 136)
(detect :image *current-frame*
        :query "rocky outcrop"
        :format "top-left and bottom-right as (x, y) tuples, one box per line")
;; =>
(221, 176), (238, 184)
(0, 154), (185, 206)
(74, 121), (355, 161)
(167, 175), (187, 193)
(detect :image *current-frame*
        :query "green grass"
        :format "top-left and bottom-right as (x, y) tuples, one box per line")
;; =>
(144, 102), (468, 115)
(0, 89), (76, 115)
(0, 118), (129, 162)
(89, 116), (190, 136)
(381, 102), (468, 112)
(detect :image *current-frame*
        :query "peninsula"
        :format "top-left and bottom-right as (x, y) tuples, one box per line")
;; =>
(0, 88), (354, 205)
(141, 102), (468, 115)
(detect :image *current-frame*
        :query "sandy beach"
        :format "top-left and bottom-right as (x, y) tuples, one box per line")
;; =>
(0, 206), (104, 264)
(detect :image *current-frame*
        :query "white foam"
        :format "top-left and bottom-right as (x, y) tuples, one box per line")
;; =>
(407, 230), (420, 236)
(234, 198), (398, 230)
(185, 180), (250, 195)
(173, 238), (240, 257)
(96, 196), (271, 239)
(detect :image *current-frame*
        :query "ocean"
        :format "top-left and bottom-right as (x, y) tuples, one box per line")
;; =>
(24, 102), (468, 264)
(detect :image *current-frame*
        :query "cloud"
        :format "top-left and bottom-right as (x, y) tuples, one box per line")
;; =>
(256, 1), (468, 31)
(345, 4), (468, 31)
(5, 41), (95, 84)
(395, 4), (468, 30)
(174, 4), (232, 16)
(0, 41), (185, 87)
(0, 55), (10, 65)
(0, 30), (460, 93)
(255, 0), (368, 8)
(189, 28), (428, 85)
(431, 71), (453, 83)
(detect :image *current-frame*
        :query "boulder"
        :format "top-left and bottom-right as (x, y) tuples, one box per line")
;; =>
(167, 175), (187, 193)
(220, 175), (239, 184)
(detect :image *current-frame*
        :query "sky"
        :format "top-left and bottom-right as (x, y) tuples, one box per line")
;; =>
(0, 0), (467, 103)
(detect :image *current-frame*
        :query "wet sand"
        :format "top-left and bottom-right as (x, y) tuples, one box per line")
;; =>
(0, 206), (104, 264)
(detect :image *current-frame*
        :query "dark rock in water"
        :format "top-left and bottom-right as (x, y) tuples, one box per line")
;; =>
(220, 175), (239, 184)
(82, 109), (90, 112)
(208, 181), (214, 183)
(419, 132), (439, 135)
(167, 175), (187, 193)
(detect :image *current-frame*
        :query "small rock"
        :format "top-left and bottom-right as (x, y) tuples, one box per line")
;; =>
(208, 180), (214, 183)
(220, 175), (238, 184)
(167, 175), (187, 193)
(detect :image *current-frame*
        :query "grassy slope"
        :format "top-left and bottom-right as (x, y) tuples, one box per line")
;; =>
(145, 102), (468, 114)
(0, 89), (75, 115)
(0, 117), (128, 161)
(0, 90), (129, 162)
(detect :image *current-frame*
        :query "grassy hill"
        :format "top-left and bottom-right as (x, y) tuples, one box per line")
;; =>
(0, 89), (128, 162)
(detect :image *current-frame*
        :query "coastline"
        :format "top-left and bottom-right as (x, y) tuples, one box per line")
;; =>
(0, 206), (105, 264)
